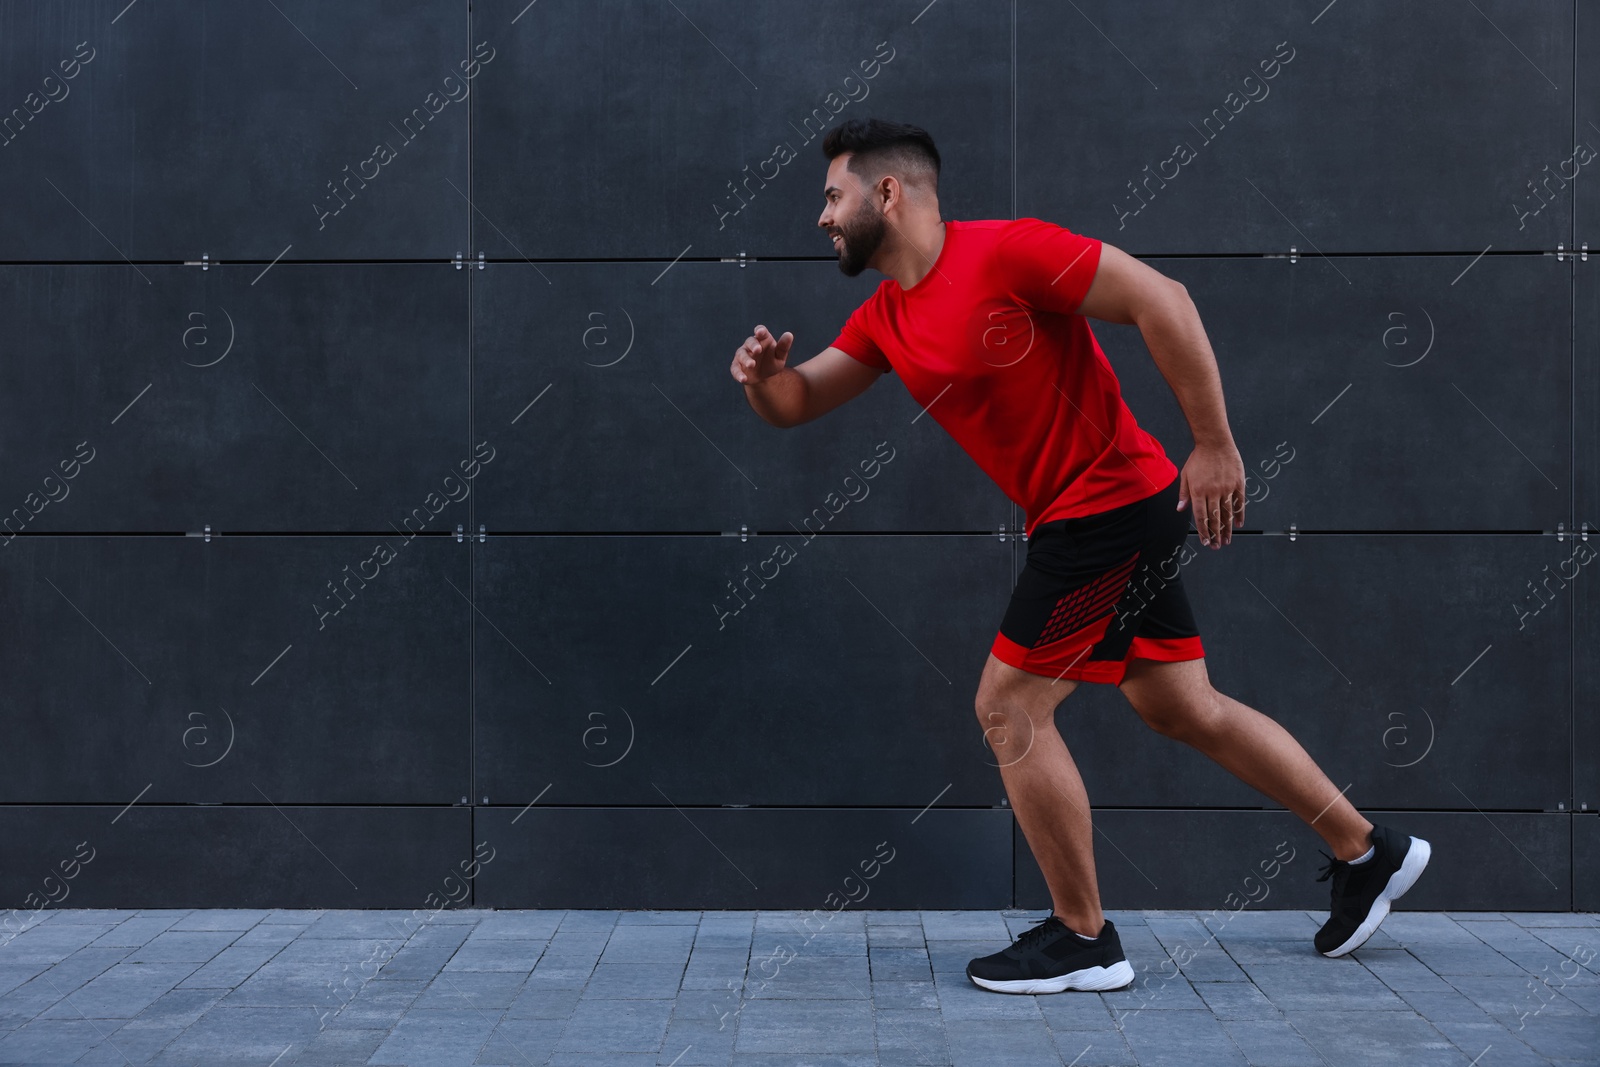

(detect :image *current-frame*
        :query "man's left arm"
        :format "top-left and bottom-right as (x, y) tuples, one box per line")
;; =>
(1074, 242), (1244, 549)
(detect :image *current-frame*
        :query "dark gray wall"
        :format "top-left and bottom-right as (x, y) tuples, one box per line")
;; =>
(0, 0), (1593, 913)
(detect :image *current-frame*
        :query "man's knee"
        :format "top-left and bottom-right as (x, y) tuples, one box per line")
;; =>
(1128, 686), (1224, 742)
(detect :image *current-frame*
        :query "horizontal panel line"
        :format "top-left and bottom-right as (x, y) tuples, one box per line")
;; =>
(0, 529), (1569, 538)
(0, 249), (1577, 268)
(0, 802), (1577, 815)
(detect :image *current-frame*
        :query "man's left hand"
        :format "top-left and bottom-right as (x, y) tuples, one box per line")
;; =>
(1177, 444), (1246, 548)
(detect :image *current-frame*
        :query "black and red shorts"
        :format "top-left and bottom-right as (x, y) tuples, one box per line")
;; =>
(991, 473), (1204, 684)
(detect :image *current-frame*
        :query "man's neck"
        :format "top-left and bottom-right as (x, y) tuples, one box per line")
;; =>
(884, 218), (946, 290)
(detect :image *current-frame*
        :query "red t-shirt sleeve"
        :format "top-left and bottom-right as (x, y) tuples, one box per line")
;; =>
(998, 217), (1104, 316)
(830, 294), (893, 374)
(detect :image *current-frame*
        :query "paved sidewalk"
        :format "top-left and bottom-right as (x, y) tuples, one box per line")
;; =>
(0, 908), (1594, 1066)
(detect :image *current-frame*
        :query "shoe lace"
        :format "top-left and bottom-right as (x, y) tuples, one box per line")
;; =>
(1315, 849), (1352, 894)
(1015, 914), (1064, 950)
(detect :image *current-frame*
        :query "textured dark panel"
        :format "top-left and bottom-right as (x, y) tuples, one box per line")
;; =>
(1576, 814), (1600, 912)
(1097, 255), (1570, 531)
(1016, 811), (1572, 911)
(472, 261), (1009, 532)
(474, 807), (1010, 909)
(0, 265), (469, 532)
(0, 536), (469, 804)
(1577, 0), (1599, 255)
(1015, 534), (1570, 810)
(472, 533), (1013, 807)
(0, 0), (470, 260)
(1578, 525), (1599, 813)
(472, 0), (1009, 259)
(0, 805), (468, 909)
(1018, 0), (1573, 255)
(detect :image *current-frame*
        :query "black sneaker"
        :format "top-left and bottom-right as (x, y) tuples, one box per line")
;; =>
(1314, 824), (1431, 957)
(966, 915), (1135, 994)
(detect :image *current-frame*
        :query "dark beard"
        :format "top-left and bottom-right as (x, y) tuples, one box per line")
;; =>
(833, 201), (887, 277)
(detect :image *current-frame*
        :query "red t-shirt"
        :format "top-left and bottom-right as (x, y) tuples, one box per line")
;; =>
(830, 217), (1179, 538)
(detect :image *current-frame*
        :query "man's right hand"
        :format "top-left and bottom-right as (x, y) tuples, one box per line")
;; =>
(730, 324), (794, 385)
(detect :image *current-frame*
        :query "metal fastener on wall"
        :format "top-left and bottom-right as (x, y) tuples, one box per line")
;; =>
(477, 524), (486, 543)
(454, 523), (464, 543)
(740, 524), (748, 542)
(1289, 246), (1298, 264)
(1288, 523), (1297, 542)
(997, 524), (1008, 542)
(1583, 522), (1591, 541)
(1558, 521), (1567, 542)
(477, 251), (485, 270)
(454, 251), (463, 270)
(1557, 243), (1566, 262)
(202, 253), (209, 271)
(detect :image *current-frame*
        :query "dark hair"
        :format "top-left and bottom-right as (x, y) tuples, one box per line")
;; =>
(821, 118), (940, 191)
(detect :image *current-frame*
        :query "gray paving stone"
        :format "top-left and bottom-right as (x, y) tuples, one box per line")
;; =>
(166, 909), (271, 933)
(367, 1008), (499, 1065)
(746, 954), (869, 1000)
(175, 942), (285, 988)
(874, 1007), (949, 1065)
(944, 1015), (1062, 1067)
(1503, 912), (1600, 928)
(863, 924), (926, 948)
(442, 936), (545, 972)
(1052, 1028), (1139, 1066)
(1118, 1007), (1249, 1067)
(1281, 1009), (1466, 1066)
(598, 925), (700, 967)
(919, 912), (1011, 943)
(1219, 1018), (1323, 1066)
(1508, 1009), (1600, 1060)
(503, 983), (583, 1020)
(1428, 1018), (1554, 1067)
(579, 962), (687, 1000)
(863, 910), (922, 926)
(46, 910), (137, 924)
(1357, 946), (1458, 992)
(1, 923), (117, 962)
(555, 910), (621, 932)
(37, 961), (197, 1020)
(155, 1004), (324, 1064)
(618, 910), (703, 926)
(1239, 959), (1410, 1012)
(299, 911), (417, 940)
(924, 940), (999, 974)
(0, 1017), (117, 1061)
(472, 1015), (566, 1064)
(0, 964), (47, 999)
(870, 979), (940, 1012)
(414, 969), (529, 1011)
(469, 910), (565, 940)
(556, 997), (674, 1053)
(261, 909), (323, 925)
(125, 930), (242, 964)
(932, 973), (1045, 1021)
(26, 945), (132, 990)
(120, 986), (226, 1029)
(287, 1024), (389, 1066)
(76, 1021), (185, 1064)
(1191, 980), (1280, 1021)
(732, 998), (874, 1055)
(867, 947), (932, 983)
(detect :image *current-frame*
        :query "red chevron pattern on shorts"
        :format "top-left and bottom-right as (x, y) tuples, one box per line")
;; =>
(1032, 550), (1141, 648)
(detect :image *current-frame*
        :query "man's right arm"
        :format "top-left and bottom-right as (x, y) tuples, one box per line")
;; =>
(733, 326), (885, 428)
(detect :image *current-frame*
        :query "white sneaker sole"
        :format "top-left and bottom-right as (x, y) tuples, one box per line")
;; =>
(968, 958), (1135, 994)
(1321, 835), (1432, 958)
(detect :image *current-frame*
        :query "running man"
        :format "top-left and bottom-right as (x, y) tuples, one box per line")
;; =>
(729, 118), (1431, 994)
